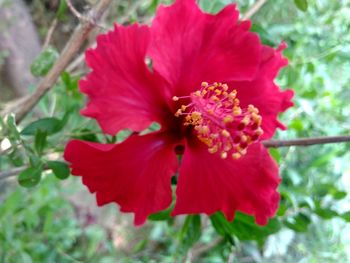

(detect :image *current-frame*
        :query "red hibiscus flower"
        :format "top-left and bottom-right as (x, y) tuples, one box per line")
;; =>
(64, 0), (294, 226)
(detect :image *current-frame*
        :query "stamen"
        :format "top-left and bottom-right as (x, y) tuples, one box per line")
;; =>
(173, 82), (263, 159)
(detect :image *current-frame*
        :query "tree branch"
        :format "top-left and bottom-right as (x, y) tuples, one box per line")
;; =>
(42, 18), (58, 50)
(263, 135), (350, 148)
(0, 0), (112, 123)
(0, 166), (26, 180)
(1, 135), (350, 180)
(242, 0), (267, 20)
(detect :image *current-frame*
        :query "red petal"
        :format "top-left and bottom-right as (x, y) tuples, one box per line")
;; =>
(173, 141), (280, 225)
(64, 133), (178, 225)
(230, 43), (294, 139)
(149, 0), (261, 96)
(80, 24), (171, 135)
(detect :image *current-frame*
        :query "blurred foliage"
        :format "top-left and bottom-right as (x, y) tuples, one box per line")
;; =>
(1, 0), (350, 262)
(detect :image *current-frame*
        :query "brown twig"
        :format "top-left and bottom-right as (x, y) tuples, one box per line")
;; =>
(0, 166), (26, 180)
(242, 0), (267, 20)
(188, 238), (224, 261)
(66, 0), (85, 22)
(262, 135), (350, 148)
(66, 0), (106, 30)
(42, 18), (58, 50)
(0, 0), (112, 123)
(1, 135), (350, 180)
(66, 0), (144, 73)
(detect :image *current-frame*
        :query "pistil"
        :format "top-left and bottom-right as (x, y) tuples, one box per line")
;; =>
(173, 82), (263, 159)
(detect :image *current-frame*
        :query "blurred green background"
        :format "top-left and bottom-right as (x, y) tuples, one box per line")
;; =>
(1, 0), (350, 262)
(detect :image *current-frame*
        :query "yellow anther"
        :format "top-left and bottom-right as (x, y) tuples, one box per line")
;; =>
(252, 114), (262, 125)
(232, 153), (241, 159)
(241, 135), (248, 142)
(239, 148), (247, 155)
(172, 96), (179, 101)
(221, 129), (230, 137)
(233, 98), (240, 106)
(210, 95), (220, 102)
(255, 128), (263, 136)
(246, 136), (252, 144)
(248, 104), (259, 114)
(199, 137), (213, 146)
(220, 152), (228, 159)
(201, 82), (209, 87)
(222, 84), (228, 91)
(241, 116), (250, 125)
(194, 90), (201, 96)
(202, 90), (208, 95)
(191, 111), (202, 121)
(200, 125), (210, 134)
(251, 112), (258, 119)
(223, 115), (233, 124)
(228, 92), (236, 100)
(215, 89), (222, 95)
(233, 107), (242, 116)
(208, 146), (219, 154)
(224, 144), (232, 151)
(208, 85), (215, 91)
(181, 105), (187, 111)
(222, 91), (228, 97)
(175, 109), (182, 117)
(185, 115), (191, 121)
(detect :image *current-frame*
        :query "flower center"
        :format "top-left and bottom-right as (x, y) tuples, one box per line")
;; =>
(173, 82), (263, 159)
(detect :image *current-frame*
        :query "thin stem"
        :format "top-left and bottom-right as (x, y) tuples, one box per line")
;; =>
(0, 167), (26, 180)
(42, 18), (58, 50)
(262, 135), (350, 148)
(1, 135), (350, 180)
(242, 0), (267, 20)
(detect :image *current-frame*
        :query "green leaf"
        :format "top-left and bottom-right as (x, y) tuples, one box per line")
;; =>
(18, 166), (42, 188)
(30, 47), (59, 77)
(6, 114), (20, 140)
(284, 213), (311, 232)
(71, 128), (98, 142)
(269, 148), (281, 163)
(179, 215), (201, 249)
(294, 0), (308, 12)
(210, 212), (281, 244)
(331, 190), (347, 200)
(231, 213), (281, 243)
(289, 119), (304, 132)
(210, 212), (235, 237)
(34, 130), (47, 155)
(148, 205), (173, 221)
(47, 161), (70, 180)
(21, 117), (63, 136)
(251, 24), (277, 46)
(314, 208), (338, 220)
(341, 211), (350, 222)
(56, 0), (68, 20)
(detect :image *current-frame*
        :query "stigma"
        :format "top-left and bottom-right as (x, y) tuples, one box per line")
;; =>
(173, 82), (263, 160)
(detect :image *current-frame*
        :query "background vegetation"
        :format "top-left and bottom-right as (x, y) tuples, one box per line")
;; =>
(1, 0), (350, 262)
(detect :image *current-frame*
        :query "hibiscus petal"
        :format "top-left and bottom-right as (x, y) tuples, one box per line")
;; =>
(64, 133), (178, 225)
(80, 24), (171, 135)
(149, 0), (261, 96)
(173, 141), (280, 225)
(230, 43), (294, 139)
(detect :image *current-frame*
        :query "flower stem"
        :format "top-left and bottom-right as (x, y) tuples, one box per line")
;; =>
(263, 135), (350, 148)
